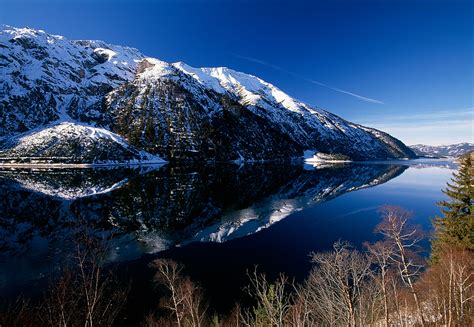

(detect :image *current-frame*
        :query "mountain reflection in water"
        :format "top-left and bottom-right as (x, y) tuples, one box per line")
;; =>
(0, 163), (405, 258)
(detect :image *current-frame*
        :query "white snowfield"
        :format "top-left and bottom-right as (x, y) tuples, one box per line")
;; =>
(17, 122), (131, 150)
(174, 61), (308, 113)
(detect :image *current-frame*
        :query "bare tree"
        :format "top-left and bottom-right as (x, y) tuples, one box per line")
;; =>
(419, 244), (473, 326)
(43, 268), (78, 327)
(451, 248), (473, 327)
(40, 232), (128, 327)
(0, 233), (127, 327)
(287, 284), (312, 327)
(151, 259), (186, 326)
(0, 297), (38, 327)
(365, 240), (395, 327)
(181, 277), (208, 327)
(219, 304), (242, 327)
(386, 269), (405, 326)
(150, 259), (208, 327)
(301, 241), (373, 327)
(240, 269), (291, 327)
(375, 205), (426, 326)
(80, 237), (127, 326)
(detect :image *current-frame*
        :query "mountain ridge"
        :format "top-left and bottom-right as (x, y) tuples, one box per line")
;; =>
(0, 25), (416, 163)
(409, 143), (473, 158)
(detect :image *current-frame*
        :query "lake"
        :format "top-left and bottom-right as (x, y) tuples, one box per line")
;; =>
(0, 159), (455, 321)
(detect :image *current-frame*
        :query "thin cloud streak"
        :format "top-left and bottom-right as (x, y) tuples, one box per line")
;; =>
(233, 53), (384, 104)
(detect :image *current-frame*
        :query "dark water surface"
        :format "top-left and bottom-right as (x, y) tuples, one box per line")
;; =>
(0, 159), (455, 322)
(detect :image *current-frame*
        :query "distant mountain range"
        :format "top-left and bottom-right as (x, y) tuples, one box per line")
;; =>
(0, 26), (416, 164)
(410, 143), (473, 158)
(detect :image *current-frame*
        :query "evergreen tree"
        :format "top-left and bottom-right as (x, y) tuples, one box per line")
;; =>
(432, 152), (473, 260)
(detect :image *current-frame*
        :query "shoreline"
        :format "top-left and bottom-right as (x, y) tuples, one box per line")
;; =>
(0, 161), (168, 169)
(0, 157), (456, 169)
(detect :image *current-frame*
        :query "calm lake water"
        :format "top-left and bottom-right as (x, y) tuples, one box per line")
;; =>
(0, 159), (455, 321)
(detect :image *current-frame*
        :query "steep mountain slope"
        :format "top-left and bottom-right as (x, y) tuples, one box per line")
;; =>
(0, 25), (143, 135)
(0, 25), (416, 162)
(174, 63), (411, 159)
(410, 143), (473, 158)
(103, 58), (415, 161)
(103, 59), (304, 161)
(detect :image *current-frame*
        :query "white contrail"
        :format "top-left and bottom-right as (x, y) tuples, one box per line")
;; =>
(233, 53), (384, 105)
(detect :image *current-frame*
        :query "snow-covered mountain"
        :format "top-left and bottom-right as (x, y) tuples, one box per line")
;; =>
(410, 143), (473, 158)
(0, 25), (415, 162)
(0, 26), (143, 133)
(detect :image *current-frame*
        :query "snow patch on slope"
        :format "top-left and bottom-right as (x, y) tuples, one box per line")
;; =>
(174, 63), (303, 112)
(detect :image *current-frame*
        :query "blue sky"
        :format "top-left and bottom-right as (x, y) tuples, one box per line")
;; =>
(1, 0), (472, 145)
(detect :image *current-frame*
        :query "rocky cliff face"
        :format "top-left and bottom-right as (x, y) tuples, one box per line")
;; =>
(0, 26), (416, 163)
